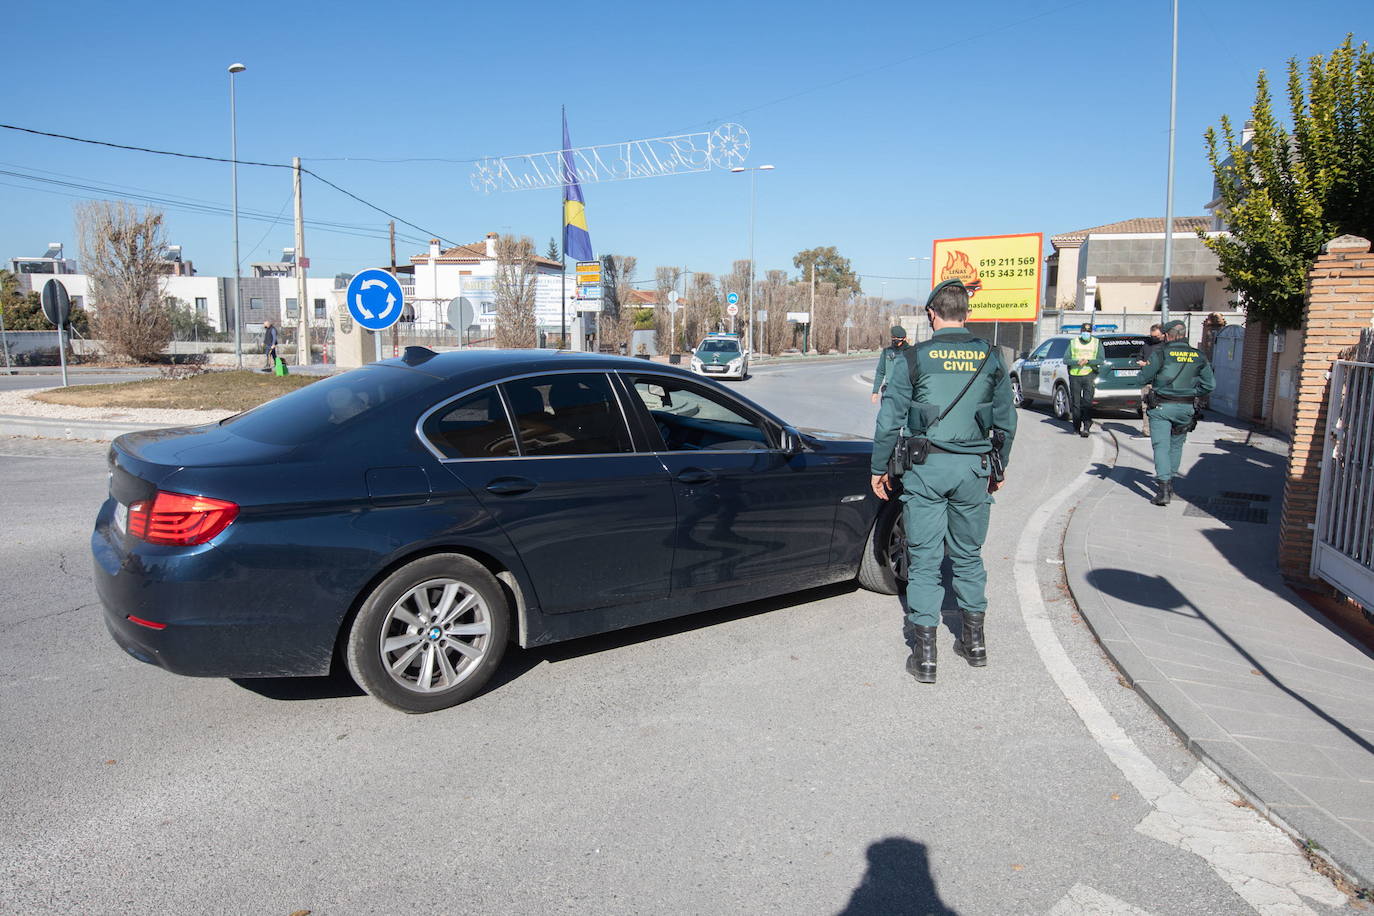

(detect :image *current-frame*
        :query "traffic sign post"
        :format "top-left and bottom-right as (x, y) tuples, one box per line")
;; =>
(40, 279), (71, 387)
(665, 290), (681, 355)
(345, 269), (406, 363)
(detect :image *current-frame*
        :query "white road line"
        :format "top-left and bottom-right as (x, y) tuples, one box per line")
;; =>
(1049, 882), (1156, 916)
(1016, 432), (1345, 914)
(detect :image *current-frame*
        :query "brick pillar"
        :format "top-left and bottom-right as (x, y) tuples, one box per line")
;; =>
(1278, 235), (1374, 580)
(1237, 319), (1271, 421)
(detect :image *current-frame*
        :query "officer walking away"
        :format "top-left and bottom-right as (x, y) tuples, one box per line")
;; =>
(1137, 319), (1215, 506)
(870, 280), (1017, 684)
(1066, 322), (1104, 437)
(1132, 323), (1164, 440)
(262, 319), (279, 373)
(871, 326), (910, 404)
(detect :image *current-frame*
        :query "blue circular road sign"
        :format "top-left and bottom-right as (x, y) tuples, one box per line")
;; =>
(345, 269), (406, 331)
(726, 292), (739, 305)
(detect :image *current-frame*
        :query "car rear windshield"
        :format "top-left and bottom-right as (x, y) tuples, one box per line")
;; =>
(698, 340), (740, 353)
(221, 365), (436, 445)
(1103, 338), (1148, 359)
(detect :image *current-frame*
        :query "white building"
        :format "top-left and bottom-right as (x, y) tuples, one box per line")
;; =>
(408, 234), (598, 339)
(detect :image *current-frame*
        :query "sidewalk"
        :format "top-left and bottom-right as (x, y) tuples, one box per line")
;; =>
(1064, 414), (1374, 890)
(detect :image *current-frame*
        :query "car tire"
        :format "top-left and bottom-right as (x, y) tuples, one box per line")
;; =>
(1011, 375), (1029, 409)
(345, 553), (510, 713)
(1053, 384), (1071, 420)
(857, 498), (905, 595)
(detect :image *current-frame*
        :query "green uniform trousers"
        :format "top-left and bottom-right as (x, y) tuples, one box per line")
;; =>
(899, 452), (993, 627)
(1146, 402), (1194, 481)
(1068, 375), (1096, 428)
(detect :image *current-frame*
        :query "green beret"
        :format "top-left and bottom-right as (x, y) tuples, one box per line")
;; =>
(926, 278), (968, 307)
(1163, 319), (1186, 334)
(890, 325), (907, 337)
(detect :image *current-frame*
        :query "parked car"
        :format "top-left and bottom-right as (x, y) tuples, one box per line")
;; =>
(690, 333), (749, 380)
(1010, 333), (1148, 418)
(93, 349), (903, 713)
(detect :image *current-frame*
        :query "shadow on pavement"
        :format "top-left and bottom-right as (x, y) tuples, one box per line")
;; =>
(1085, 567), (1374, 756)
(232, 666), (365, 701)
(836, 837), (957, 916)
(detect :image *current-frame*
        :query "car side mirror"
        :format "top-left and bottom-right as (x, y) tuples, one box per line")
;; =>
(1018, 350), (1029, 360)
(779, 425), (805, 456)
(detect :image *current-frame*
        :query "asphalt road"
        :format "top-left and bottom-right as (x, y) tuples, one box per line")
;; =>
(0, 369), (159, 391)
(0, 360), (1347, 915)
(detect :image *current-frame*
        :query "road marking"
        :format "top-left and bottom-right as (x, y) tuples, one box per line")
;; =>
(1049, 883), (1156, 915)
(1015, 433), (1345, 914)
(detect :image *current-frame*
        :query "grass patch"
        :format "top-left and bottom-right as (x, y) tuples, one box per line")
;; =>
(30, 370), (322, 412)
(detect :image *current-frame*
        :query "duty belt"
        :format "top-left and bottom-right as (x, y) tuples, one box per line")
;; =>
(1156, 393), (1195, 403)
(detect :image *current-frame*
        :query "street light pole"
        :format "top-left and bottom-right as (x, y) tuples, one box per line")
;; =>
(228, 62), (246, 369)
(1160, 0), (1179, 326)
(731, 164), (774, 353)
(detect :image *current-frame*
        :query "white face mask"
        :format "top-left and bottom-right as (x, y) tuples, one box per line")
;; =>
(1080, 333), (1092, 341)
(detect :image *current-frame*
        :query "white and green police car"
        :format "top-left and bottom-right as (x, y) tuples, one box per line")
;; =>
(1010, 332), (1148, 418)
(690, 333), (750, 380)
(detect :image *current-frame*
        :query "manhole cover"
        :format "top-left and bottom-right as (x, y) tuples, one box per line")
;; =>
(1183, 497), (1270, 524)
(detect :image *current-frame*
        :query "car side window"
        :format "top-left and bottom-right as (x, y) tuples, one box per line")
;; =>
(422, 386), (518, 459)
(501, 373), (632, 457)
(626, 375), (772, 451)
(1028, 341), (1052, 360)
(1045, 339), (1070, 360)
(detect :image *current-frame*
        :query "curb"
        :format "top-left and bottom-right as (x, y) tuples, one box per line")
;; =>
(1060, 425), (1372, 893)
(0, 414), (176, 442)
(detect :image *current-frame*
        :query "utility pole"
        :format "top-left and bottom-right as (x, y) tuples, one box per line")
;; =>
(1160, 0), (1179, 326)
(809, 262), (816, 354)
(293, 157), (309, 367)
(389, 220), (398, 359)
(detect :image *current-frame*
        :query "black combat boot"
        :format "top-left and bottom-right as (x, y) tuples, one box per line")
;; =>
(954, 613), (987, 667)
(1151, 479), (1172, 506)
(906, 626), (938, 684)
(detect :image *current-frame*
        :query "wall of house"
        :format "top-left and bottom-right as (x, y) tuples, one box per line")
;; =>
(1268, 329), (1306, 436)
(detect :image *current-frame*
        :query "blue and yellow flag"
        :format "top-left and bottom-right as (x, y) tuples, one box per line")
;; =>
(562, 111), (593, 263)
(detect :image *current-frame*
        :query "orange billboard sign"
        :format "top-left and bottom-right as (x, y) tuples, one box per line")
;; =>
(931, 233), (1043, 322)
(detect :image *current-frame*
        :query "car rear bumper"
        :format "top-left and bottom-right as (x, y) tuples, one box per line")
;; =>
(91, 499), (337, 678)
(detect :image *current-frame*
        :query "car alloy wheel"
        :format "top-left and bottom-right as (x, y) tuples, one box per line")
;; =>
(1010, 376), (1024, 408)
(886, 512), (908, 582)
(346, 553), (510, 713)
(1054, 384), (1070, 420)
(380, 578), (491, 694)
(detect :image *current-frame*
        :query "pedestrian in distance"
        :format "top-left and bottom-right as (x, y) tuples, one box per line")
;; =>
(262, 319), (278, 373)
(871, 326), (911, 404)
(1137, 319), (1216, 506)
(1132, 323), (1164, 440)
(1067, 321), (1105, 438)
(870, 279), (1017, 684)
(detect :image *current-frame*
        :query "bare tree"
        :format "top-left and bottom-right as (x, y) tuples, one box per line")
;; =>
(757, 269), (788, 355)
(653, 266), (681, 353)
(684, 272), (720, 347)
(600, 255), (638, 353)
(493, 235), (538, 348)
(76, 201), (172, 362)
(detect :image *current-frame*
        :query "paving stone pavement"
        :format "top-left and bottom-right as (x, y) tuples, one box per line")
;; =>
(1064, 415), (1374, 892)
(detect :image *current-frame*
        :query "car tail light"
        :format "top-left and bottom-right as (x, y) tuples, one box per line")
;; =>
(127, 491), (239, 546)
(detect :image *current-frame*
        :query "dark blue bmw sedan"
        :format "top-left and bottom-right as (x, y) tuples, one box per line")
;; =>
(93, 349), (902, 712)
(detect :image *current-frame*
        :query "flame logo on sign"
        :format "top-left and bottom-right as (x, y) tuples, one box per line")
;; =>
(940, 250), (983, 297)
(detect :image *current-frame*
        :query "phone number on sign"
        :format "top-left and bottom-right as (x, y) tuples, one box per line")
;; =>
(979, 267), (1037, 278)
(978, 256), (1036, 268)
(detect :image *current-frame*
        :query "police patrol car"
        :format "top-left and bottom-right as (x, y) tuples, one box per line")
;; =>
(1010, 331), (1147, 417)
(690, 333), (750, 380)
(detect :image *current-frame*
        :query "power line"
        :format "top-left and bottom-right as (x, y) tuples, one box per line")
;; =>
(0, 122), (455, 244)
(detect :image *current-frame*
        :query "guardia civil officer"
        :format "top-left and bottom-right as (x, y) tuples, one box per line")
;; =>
(870, 280), (1017, 684)
(870, 326), (910, 404)
(1067, 322), (1104, 437)
(1137, 319), (1215, 506)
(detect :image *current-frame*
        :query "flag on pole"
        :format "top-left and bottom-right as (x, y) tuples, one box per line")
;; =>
(561, 111), (594, 262)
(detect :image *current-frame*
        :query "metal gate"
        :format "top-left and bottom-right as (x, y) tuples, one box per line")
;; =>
(1312, 360), (1374, 609)
(1209, 324), (1245, 416)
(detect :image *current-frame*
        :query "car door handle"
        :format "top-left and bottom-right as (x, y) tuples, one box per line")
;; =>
(485, 477), (538, 496)
(675, 468), (715, 485)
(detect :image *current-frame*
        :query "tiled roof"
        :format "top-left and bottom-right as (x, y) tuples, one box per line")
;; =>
(626, 289), (658, 305)
(1052, 216), (1211, 244)
(411, 239), (562, 269)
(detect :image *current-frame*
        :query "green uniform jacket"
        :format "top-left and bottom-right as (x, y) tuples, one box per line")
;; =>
(1137, 340), (1217, 398)
(871, 344), (907, 393)
(870, 327), (1017, 475)
(1067, 336), (1105, 376)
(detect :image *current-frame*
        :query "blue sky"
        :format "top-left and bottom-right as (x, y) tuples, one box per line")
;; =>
(2, 0), (1368, 302)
